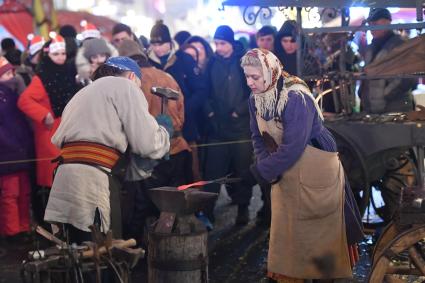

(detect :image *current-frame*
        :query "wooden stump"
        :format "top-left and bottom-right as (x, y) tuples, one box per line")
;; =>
(148, 225), (208, 283)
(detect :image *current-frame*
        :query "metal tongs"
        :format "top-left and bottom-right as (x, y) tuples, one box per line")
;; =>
(177, 174), (241, 191)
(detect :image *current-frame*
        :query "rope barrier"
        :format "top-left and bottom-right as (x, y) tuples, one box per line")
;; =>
(0, 139), (253, 165)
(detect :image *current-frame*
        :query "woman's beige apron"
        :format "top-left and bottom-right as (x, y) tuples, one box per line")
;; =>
(257, 117), (352, 279)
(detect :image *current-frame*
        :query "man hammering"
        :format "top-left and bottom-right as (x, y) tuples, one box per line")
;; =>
(44, 57), (171, 244)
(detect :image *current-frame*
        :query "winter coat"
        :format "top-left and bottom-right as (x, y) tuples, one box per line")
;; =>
(0, 83), (33, 175)
(205, 43), (251, 141)
(360, 32), (417, 113)
(148, 43), (207, 142)
(17, 76), (61, 187)
(140, 66), (190, 155)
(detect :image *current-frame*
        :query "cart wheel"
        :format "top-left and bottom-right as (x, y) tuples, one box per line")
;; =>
(368, 224), (425, 282)
(371, 150), (418, 223)
(330, 130), (370, 216)
(371, 221), (400, 264)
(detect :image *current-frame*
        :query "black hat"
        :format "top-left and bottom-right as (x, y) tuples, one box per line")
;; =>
(1, 38), (16, 52)
(213, 25), (234, 44)
(367, 8), (392, 22)
(59, 25), (77, 38)
(112, 23), (132, 36)
(174, 30), (191, 46)
(257, 25), (276, 38)
(278, 20), (297, 38)
(150, 20), (172, 44)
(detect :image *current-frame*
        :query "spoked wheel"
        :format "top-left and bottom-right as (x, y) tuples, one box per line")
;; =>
(368, 224), (425, 282)
(371, 150), (418, 224)
(371, 221), (400, 265)
(330, 130), (370, 216)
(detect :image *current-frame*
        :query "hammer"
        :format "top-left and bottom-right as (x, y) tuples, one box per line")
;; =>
(151, 86), (179, 114)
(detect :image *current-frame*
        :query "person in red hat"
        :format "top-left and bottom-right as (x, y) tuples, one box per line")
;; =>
(0, 56), (33, 240)
(75, 21), (118, 85)
(16, 34), (46, 86)
(18, 32), (80, 223)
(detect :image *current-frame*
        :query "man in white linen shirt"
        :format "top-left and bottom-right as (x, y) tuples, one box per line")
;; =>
(44, 57), (170, 243)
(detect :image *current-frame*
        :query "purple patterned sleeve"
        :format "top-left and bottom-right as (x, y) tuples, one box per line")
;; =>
(254, 91), (316, 182)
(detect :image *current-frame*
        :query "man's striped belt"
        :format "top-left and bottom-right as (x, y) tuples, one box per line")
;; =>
(59, 141), (122, 169)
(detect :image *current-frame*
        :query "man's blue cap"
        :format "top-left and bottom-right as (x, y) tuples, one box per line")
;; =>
(104, 56), (142, 80)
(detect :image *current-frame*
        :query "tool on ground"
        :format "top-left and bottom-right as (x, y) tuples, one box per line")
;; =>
(151, 86), (179, 114)
(23, 226), (144, 282)
(177, 174), (242, 191)
(35, 225), (67, 246)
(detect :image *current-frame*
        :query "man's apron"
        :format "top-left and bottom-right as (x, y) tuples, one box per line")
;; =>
(257, 117), (352, 279)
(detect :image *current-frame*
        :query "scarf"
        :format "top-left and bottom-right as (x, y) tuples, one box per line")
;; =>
(37, 56), (78, 117)
(249, 48), (323, 120)
(147, 41), (178, 70)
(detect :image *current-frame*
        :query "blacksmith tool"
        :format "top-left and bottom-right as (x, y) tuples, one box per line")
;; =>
(177, 174), (242, 191)
(151, 86), (179, 114)
(35, 225), (67, 246)
(148, 186), (219, 233)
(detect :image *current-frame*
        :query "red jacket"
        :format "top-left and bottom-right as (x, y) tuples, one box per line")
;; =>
(18, 75), (60, 187)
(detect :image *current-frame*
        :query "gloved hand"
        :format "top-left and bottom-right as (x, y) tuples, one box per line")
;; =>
(155, 114), (174, 138)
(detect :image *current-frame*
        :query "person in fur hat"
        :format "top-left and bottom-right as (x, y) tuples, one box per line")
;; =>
(75, 22), (118, 85)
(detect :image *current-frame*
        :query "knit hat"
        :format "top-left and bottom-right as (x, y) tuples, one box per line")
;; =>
(48, 32), (66, 53)
(83, 38), (111, 60)
(112, 23), (132, 36)
(150, 20), (171, 44)
(27, 34), (46, 56)
(105, 56), (142, 80)
(0, 56), (14, 77)
(81, 21), (101, 40)
(367, 8), (392, 22)
(213, 25), (234, 44)
(118, 39), (144, 57)
(278, 20), (297, 39)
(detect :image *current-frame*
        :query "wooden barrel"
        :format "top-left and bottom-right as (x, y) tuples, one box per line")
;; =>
(148, 230), (208, 283)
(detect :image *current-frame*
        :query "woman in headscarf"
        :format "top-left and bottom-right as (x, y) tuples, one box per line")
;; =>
(240, 48), (363, 282)
(18, 33), (80, 221)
